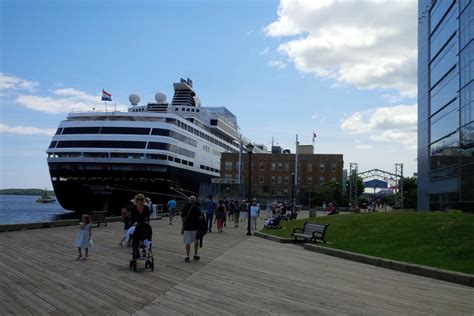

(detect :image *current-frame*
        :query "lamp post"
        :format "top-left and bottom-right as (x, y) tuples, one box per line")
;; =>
(246, 143), (254, 236)
(291, 172), (295, 212)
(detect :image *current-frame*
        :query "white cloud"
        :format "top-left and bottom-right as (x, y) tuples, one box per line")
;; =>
(340, 104), (417, 149)
(0, 73), (39, 95)
(52, 88), (98, 102)
(0, 123), (55, 136)
(268, 60), (287, 70)
(265, 0), (417, 97)
(15, 88), (128, 114)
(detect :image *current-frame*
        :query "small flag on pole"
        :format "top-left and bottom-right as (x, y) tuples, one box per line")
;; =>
(101, 89), (112, 101)
(312, 131), (317, 143)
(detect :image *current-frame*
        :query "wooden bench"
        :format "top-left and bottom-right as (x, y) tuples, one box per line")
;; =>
(91, 211), (107, 227)
(292, 222), (329, 243)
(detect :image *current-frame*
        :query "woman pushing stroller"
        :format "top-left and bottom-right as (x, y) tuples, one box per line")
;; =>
(129, 194), (154, 271)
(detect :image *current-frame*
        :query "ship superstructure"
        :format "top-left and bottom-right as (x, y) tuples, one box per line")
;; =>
(46, 78), (263, 213)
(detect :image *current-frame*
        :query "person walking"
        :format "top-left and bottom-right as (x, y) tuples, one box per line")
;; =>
(119, 207), (132, 247)
(204, 195), (217, 233)
(130, 194), (150, 224)
(167, 197), (177, 225)
(240, 199), (247, 224)
(181, 196), (204, 262)
(250, 201), (259, 231)
(227, 199), (235, 223)
(215, 201), (226, 233)
(233, 200), (240, 227)
(74, 214), (92, 260)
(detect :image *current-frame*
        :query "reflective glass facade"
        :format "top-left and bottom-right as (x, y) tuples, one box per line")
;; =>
(418, 0), (474, 211)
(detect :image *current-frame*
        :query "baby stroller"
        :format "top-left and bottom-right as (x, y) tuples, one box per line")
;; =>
(129, 223), (154, 272)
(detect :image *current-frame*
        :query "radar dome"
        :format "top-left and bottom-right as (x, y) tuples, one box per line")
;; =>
(155, 92), (167, 103)
(129, 94), (140, 106)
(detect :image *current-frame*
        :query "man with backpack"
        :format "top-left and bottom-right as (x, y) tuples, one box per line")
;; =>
(181, 196), (204, 262)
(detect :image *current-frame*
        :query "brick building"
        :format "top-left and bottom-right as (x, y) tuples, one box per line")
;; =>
(219, 146), (343, 202)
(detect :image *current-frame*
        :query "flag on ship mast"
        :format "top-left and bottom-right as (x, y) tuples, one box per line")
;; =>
(101, 89), (112, 102)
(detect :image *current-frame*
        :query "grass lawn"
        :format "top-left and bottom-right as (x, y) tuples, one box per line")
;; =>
(261, 212), (474, 275)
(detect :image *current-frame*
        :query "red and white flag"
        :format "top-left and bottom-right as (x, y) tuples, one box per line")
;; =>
(101, 89), (112, 101)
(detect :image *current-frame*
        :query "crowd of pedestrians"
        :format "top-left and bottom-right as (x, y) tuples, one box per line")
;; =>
(78, 193), (277, 264)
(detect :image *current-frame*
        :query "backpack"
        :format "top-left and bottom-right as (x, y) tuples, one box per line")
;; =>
(196, 211), (207, 248)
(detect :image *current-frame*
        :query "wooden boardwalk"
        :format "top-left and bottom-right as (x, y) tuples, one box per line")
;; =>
(1, 216), (473, 315)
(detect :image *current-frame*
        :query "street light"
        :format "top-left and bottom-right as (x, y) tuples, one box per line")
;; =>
(291, 172), (295, 212)
(246, 143), (254, 236)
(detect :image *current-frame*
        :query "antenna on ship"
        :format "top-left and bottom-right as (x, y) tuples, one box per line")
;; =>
(129, 94), (140, 107)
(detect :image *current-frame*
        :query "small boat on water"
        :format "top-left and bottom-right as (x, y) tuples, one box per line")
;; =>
(36, 190), (56, 203)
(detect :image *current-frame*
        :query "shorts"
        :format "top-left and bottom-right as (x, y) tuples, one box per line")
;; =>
(169, 208), (176, 216)
(183, 230), (197, 244)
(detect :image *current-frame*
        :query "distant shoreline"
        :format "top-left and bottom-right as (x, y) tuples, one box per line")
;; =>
(0, 189), (55, 196)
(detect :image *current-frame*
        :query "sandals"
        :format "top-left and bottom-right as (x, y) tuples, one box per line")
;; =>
(193, 255), (200, 261)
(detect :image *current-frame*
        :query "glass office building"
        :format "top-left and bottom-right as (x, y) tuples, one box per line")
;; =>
(418, 0), (473, 211)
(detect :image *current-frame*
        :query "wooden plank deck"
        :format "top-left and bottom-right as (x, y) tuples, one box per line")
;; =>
(0, 216), (473, 315)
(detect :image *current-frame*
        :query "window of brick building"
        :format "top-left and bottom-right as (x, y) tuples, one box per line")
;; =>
(307, 177), (312, 185)
(320, 163), (325, 172)
(277, 176), (282, 184)
(308, 163), (313, 171)
(284, 163), (289, 171)
(225, 161), (233, 170)
(271, 176), (276, 184)
(320, 176), (324, 185)
(284, 176), (289, 184)
(259, 176), (265, 184)
(271, 163), (276, 171)
(331, 163), (336, 172)
(277, 163), (283, 171)
(260, 162), (265, 170)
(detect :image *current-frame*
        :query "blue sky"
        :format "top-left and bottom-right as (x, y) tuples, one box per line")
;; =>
(0, 0), (418, 189)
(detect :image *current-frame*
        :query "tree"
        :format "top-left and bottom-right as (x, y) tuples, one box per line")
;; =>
(317, 181), (344, 206)
(402, 177), (417, 209)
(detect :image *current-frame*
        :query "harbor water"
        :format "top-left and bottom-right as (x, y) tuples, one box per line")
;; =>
(0, 195), (73, 224)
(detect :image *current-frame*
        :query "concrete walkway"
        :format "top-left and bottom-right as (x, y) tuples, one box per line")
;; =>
(1, 215), (472, 315)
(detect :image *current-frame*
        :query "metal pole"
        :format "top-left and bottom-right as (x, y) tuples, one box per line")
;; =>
(238, 135), (242, 198)
(247, 150), (252, 236)
(291, 172), (295, 211)
(294, 134), (299, 211)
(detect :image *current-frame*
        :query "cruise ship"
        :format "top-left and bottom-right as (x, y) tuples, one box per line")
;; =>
(46, 78), (263, 214)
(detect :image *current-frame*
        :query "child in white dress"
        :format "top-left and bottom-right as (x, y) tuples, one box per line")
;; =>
(74, 214), (92, 260)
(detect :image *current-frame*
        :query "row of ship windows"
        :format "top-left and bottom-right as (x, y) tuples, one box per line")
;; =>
(164, 118), (235, 153)
(49, 141), (195, 158)
(48, 152), (195, 167)
(175, 107), (200, 113)
(224, 161), (338, 172)
(202, 144), (220, 156)
(224, 175), (337, 185)
(200, 165), (219, 173)
(55, 127), (197, 147)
